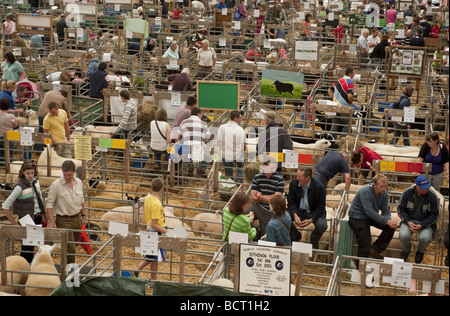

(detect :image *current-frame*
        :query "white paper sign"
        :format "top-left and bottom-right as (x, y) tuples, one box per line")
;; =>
(171, 91), (181, 106)
(229, 231), (248, 244)
(19, 214), (36, 227)
(292, 241), (313, 257)
(20, 128), (34, 146)
(103, 53), (111, 62)
(239, 244), (291, 296)
(108, 221), (129, 236)
(222, 8), (227, 15)
(282, 149), (298, 169)
(23, 225), (44, 246)
(391, 260), (413, 288)
(403, 107), (416, 123)
(126, 29), (133, 39)
(139, 231), (159, 256)
(328, 12), (334, 21)
(219, 38), (226, 46)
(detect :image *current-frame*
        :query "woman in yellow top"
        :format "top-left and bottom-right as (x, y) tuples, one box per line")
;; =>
(135, 178), (167, 280)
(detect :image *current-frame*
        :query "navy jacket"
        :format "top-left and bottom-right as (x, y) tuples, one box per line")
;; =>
(287, 177), (326, 222)
(397, 185), (440, 232)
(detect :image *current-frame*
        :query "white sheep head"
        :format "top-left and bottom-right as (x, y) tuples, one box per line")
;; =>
(30, 244), (58, 269)
(315, 138), (331, 148)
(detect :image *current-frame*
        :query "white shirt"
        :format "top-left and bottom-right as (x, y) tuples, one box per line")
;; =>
(367, 35), (380, 54)
(150, 120), (169, 151)
(216, 120), (245, 162)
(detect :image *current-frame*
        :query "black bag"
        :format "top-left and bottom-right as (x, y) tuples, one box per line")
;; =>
(392, 100), (401, 109)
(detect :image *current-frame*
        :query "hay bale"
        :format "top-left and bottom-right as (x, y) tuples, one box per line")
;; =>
(137, 100), (158, 132)
(338, 135), (364, 152)
(243, 161), (262, 183)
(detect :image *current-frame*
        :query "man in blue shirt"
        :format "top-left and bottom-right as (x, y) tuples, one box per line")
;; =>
(314, 150), (351, 191)
(348, 174), (398, 260)
(287, 166), (327, 248)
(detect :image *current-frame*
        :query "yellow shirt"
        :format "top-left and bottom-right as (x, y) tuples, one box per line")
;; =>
(144, 195), (166, 229)
(43, 109), (68, 143)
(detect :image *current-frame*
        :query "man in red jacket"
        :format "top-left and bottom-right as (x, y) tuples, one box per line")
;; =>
(352, 147), (383, 185)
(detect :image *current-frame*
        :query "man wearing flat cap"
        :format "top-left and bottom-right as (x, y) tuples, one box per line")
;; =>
(196, 39), (216, 79)
(398, 175), (440, 263)
(257, 111), (293, 170)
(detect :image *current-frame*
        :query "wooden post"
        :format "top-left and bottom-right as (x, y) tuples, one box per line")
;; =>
(0, 227), (6, 286)
(213, 161), (219, 192)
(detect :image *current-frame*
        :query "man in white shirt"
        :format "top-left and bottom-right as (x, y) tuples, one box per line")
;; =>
(46, 160), (86, 264)
(217, 110), (246, 183)
(196, 39), (217, 79)
(367, 28), (380, 54)
(357, 29), (370, 60)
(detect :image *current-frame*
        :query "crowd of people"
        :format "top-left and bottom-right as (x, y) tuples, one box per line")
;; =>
(0, 0), (449, 283)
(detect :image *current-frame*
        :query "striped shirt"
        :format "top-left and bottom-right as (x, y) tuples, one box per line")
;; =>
(178, 115), (210, 160)
(251, 171), (285, 211)
(331, 75), (354, 107)
(222, 207), (257, 241)
(118, 99), (137, 132)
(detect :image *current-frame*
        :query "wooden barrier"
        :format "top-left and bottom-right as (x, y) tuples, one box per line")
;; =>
(0, 225), (69, 285)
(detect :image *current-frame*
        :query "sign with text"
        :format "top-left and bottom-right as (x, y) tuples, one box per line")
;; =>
(238, 244), (291, 296)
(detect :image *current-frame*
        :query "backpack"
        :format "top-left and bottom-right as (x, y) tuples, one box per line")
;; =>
(392, 100), (401, 109)
(233, 9), (241, 20)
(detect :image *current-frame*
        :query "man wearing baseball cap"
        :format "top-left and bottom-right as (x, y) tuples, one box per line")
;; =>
(397, 175), (440, 263)
(196, 39), (216, 79)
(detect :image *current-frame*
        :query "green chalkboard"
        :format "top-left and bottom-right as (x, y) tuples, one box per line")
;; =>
(196, 81), (240, 111)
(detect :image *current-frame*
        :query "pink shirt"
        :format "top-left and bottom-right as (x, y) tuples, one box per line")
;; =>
(386, 9), (397, 24)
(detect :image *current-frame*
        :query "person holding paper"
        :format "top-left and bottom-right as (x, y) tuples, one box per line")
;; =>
(45, 161), (87, 264)
(390, 87), (414, 147)
(162, 41), (181, 74)
(348, 174), (398, 261)
(222, 193), (256, 242)
(2, 162), (45, 262)
(287, 167), (326, 249)
(413, 132), (449, 190)
(135, 178), (168, 279)
(397, 175), (440, 263)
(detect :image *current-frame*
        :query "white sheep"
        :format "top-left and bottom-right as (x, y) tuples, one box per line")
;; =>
(300, 207), (336, 250)
(363, 142), (420, 163)
(192, 211), (223, 239)
(24, 245), (61, 296)
(71, 125), (117, 140)
(293, 138), (331, 155)
(0, 256), (30, 294)
(26, 109), (39, 127)
(38, 147), (82, 170)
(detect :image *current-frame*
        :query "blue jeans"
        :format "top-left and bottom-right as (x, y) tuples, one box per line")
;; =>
(152, 149), (167, 167)
(223, 160), (244, 183)
(390, 123), (410, 146)
(399, 223), (433, 253)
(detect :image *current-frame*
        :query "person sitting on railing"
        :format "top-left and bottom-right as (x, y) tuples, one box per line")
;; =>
(397, 175), (440, 264)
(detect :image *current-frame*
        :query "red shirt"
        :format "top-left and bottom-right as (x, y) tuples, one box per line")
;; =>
(333, 26), (345, 43)
(358, 147), (383, 169)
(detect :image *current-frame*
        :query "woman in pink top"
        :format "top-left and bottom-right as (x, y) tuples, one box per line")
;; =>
(386, 4), (397, 25)
(431, 20), (441, 38)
